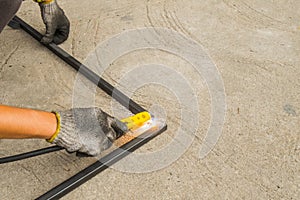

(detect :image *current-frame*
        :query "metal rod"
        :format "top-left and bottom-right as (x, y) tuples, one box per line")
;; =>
(0, 146), (63, 164)
(36, 126), (167, 200)
(12, 16), (145, 114)
(11, 16), (167, 199)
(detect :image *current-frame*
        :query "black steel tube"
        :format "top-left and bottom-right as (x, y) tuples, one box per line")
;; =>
(12, 16), (145, 114)
(36, 125), (167, 200)
(0, 146), (63, 164)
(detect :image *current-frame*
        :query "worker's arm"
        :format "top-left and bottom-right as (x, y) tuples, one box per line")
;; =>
(0, 105), (127, 156)
(0, 0), (70, 45)
(0, 105), (56, 139)
(0, 0), (22, 33)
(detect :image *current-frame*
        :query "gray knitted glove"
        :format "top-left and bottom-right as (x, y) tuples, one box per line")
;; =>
(37, 0), (70, 44)
(49, 108), (128, 156)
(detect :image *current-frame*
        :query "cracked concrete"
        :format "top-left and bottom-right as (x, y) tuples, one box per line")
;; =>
(0, 0), (299, 199)
(0, 45), (19, 76)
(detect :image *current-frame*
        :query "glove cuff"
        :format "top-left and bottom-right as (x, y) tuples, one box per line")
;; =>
(33, 0), (54, 4)
(46, 112), (61, 143)
(50, 110), (81, 153)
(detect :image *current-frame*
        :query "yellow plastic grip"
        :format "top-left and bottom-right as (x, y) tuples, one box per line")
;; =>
(121, 112), (151, 130)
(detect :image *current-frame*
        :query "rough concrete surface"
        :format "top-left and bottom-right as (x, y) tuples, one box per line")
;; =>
(0, 0), (299, 199)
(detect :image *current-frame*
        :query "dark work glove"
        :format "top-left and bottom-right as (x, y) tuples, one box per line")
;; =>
(48, 108), (128, 156)
(34, 0), (70, 45)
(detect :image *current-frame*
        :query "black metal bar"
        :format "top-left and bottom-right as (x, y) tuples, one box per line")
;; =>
(36, 125), (167, 200)
(11, 16), (167, 199)
(0, 146), (63, 164)
(12, 16), (145, 114)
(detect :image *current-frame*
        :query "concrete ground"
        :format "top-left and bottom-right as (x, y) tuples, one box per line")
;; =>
(0, 0), (299, 199)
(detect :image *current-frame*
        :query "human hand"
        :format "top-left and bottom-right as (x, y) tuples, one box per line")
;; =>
(35, 0), (70, 44)
(48, 108), (128, 156)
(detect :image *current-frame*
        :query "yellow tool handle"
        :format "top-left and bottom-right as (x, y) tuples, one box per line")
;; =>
(121, 111), (151, 130)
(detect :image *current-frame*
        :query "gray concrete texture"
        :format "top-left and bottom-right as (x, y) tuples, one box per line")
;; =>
(0, 0), (299, 199)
